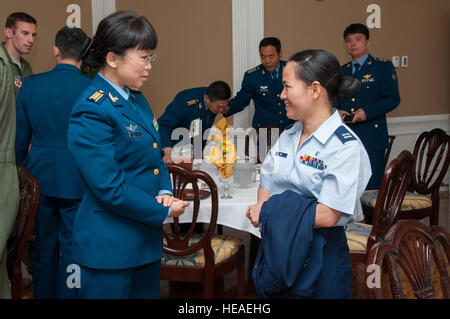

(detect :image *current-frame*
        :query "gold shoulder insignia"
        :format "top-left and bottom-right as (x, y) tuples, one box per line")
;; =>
(247, 67), (257, 74)
(129, 87), (142, 94)
(88, 90), (105, 104)
(363, 74), (371, 79)
(108, 92), (119, 103)
(186, 99), (199, 106)
(375, 57), (388, 63)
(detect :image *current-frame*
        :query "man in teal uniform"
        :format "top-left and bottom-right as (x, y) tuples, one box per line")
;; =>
(338, 23), (400, 192)
(15, 26), (92, 299)
(0, 12), (36, 299)
(158, 81), (231, 163)
(223, 37), (293, 130)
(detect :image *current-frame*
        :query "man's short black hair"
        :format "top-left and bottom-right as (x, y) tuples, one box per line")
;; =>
(343, 23), (369, 40)
(205, 81), (231, 102)
(259, 37), (281, 53)
(55, 26), (89, 61)
(6, 12), (37, 29)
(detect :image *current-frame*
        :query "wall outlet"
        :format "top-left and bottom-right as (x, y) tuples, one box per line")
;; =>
(392, 56), (400, 67)
(401, 56), (408, 67)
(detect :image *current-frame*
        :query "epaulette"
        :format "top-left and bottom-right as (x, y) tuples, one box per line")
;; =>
(374, 57), (389, 63)
(87, 90), (106, 104)
(129, 87), (142, 94)
(334, 126), (357, 144)
(186, 99), (200, 106)
(247, 66), (258, 74)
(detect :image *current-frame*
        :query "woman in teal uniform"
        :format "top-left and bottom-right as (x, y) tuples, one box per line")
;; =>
(247, 50), (372, 298)
(67, 11), (189, 299)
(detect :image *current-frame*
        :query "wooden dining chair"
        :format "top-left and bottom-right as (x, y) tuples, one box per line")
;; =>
(244, 125), (283, 164)
(363, 130), (449, 226)
(397, 128), (449, 226)
(161, 164), (245, 298)
(384, 135), (396, 169)
(366, 220), (449, 299)
(7, 164), (39, 299)
(345, 150), (413, 264)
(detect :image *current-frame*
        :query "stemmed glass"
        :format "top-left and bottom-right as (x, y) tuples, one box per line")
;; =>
(219, 174), (233, 199)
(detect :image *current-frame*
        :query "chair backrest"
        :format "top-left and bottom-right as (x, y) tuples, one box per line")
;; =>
(244, 125), (283, 163)
(366, 220), (450, 299)
(164, 164), (218, 262)
(384, 135), (396, 169)
(7, 164), (39, 297)
(411, 128), (450, 195)
(368, 150), (413, 252)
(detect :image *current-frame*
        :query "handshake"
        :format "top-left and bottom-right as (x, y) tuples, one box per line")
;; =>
(156, 194), (190, 218)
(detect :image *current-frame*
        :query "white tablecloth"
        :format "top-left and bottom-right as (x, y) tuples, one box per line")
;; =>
(165, 164), (262, 238)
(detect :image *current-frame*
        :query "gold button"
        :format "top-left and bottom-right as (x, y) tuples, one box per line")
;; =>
(278, 102), (281, 106)
(279, 111), (282, 115)
(277, 94), (280, 97)
(350, 108), (355, 112)
(153, 143), (157, 149)
(154, 169), (159, 176)
(351, 98), (355, 102)
(367, 86), (369, 88)
(257, 123), (261, 127)
(280, 120), (283, 123)
(374, 124), (379, 128)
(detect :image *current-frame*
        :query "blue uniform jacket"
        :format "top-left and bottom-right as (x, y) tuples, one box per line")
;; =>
(158, 87), (216, 149)
(252, 190), (326, 298)
(338, 54), (400, 151)
(225, 61), (293, 129)
(67, 73), (172, 269)
(15, 63), (91, 199)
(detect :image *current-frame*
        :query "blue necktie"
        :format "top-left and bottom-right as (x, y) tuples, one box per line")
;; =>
(353, 63), (360, 77)
(270, 71), (278, 82)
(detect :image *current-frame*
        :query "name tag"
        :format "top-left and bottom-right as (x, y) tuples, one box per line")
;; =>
(128, 131), (143, 138)
(275, 152), (288, 158)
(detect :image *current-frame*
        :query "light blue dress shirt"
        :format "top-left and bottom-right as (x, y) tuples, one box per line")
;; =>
(260, 110), (372, 226)
(352, 53), (369, 75)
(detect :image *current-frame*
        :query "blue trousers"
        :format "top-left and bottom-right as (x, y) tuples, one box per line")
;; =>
(32, 195), (80, 299)
(78, 261), (161, 299)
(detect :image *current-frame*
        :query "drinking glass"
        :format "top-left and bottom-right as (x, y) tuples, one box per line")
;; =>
(219, 175), (233, 199)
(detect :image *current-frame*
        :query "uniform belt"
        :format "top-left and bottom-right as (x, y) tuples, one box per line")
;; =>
(0, 150), (16, 164)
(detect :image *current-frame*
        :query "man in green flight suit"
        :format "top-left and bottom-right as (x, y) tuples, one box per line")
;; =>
(0, 12), (37, 298)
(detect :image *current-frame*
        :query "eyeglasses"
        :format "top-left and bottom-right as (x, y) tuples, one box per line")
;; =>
(126, 53), (157, 64)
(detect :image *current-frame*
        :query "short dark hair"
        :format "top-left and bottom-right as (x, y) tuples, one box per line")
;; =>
(83, 11), (157, 69)
(205, 81), (231, 101)
(343, 23), (369, 40)
(259, 37), (281, 53)
(5, 12), (37, 29)
(289, 50), (360, 105)
(55, 26), (89, 62)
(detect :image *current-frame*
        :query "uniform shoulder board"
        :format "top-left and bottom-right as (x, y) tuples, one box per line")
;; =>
(186, 99), (199, 106)
(247, 67), (258, 74)
(87, 90), (106, 104)
(129, 87), (142, 94)
(334, 125), (357, 144)
(374, 57), (389, 63)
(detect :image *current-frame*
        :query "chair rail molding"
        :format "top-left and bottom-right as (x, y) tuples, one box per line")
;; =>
(91, 0), (116, 35)
(231, 0), (264, 130)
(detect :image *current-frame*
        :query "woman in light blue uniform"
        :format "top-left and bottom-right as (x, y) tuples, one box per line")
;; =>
(247, 50), (372, 298)
(67, 11), (189, 299)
